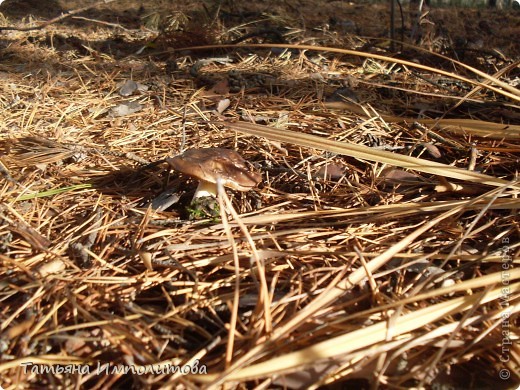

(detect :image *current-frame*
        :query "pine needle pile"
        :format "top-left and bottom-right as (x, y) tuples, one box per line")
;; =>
(0, 0), (518, 388)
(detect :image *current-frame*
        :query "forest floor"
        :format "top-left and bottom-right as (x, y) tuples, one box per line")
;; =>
(0, 0), (519, 389)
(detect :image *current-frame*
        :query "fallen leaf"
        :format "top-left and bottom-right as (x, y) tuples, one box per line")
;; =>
(216, 98), (231, 114)
(37, 259), (66, 276)
(420, 142), (442, 159)
(119, 80), (138, 96)
(382, 169), (426, 184)
(316, 163), (346, 180)
(210, 79), (230, 95)
(109, 101), (144, 117)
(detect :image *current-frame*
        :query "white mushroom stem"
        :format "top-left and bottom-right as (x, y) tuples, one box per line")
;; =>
(193, 180), (218, 200)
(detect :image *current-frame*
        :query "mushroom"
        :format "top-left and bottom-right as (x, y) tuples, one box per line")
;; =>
(166, 148), (261, 200)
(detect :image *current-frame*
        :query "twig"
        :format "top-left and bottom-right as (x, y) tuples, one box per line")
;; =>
(0, 0), (119, 32)
(71, 15), (130, 31)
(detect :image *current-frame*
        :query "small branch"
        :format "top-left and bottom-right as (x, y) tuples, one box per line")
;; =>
(0, 0), (119, 32)
(71, 15), (130, 31)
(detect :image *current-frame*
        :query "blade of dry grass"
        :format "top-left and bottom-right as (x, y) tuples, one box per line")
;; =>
(192, 274), (519, 382)
(212, 198), (520, 228)
(218, 180), (273, 335)
(324, 101), (520, 140)
(414, 118), (520, 139)
(219, 121), (520, 190)
(217, 182), (244, 368)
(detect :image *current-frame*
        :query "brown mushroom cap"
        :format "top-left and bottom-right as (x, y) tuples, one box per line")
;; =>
(166, 148), (261, 191)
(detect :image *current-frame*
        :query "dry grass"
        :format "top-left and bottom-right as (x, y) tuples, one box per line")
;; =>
(0, 1), (519, 389)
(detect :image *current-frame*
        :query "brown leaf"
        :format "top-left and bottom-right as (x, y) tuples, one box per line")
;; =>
(382, 169), (426, 184)
(420, 142), (442, 159)
(316, 163), (346, 180)
(210, 79), (230, 95)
